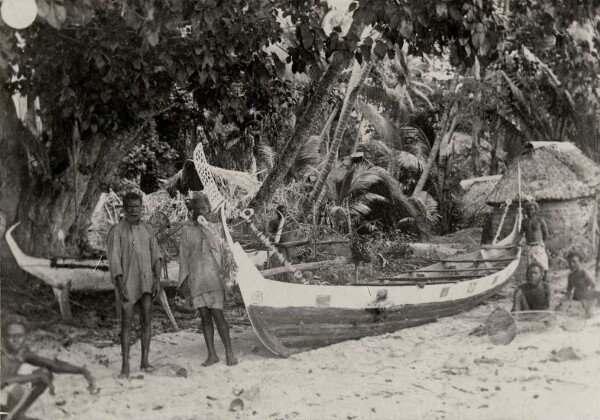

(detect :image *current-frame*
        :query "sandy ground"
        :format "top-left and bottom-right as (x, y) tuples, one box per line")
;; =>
(23, 290), (600, 420)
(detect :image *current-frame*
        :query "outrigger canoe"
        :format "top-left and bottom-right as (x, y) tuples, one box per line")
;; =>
(226, 209), (522, 357)
(5, 223), (180, 327)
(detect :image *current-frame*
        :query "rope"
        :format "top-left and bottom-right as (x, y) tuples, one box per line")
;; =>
(492, 199), (512, 244)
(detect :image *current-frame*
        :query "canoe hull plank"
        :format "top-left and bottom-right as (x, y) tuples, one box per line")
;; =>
(246, 279), (508, 355)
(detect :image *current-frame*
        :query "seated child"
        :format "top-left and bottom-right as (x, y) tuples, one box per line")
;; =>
(560, 251), (597, 317)
(565, 251), (596, 301)
(1, 315), (96, 420)
(512, 262), (551, 312)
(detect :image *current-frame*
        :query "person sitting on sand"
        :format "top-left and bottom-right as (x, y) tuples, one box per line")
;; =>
(1, 316), (96, 420)
(520, 200), (549, 272)
(563, 251), (596, 304)
(178, 193), (238, 367)
(107, 191), (163, 378)
(512, 262), (551, 312)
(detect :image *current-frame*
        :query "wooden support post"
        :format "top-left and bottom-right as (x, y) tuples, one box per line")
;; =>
(158, 289), (179, 331)
(115, 290), (122, 322)
(52, 284), (73, 323)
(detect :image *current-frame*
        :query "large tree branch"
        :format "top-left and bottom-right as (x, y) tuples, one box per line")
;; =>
(66, 107), (172, 254)
(1, 93), (51, 180)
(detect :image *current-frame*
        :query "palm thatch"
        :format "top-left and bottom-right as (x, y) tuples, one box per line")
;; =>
(460, 175), (502, 222)
(486, 142), (599, 204)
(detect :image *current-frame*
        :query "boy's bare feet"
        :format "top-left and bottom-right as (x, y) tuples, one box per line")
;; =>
(140, 364), (155, 373)
(226, 353), (238, 366)
(118, 364), (130, 379)
(201, 355), (219, 367)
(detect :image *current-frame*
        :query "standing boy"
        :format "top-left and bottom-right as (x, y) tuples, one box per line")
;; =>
(520, 200), (549, 271)
(178, 193), (238, 366)
(107, 192), (163, 378)
(1, 316), (96, 420)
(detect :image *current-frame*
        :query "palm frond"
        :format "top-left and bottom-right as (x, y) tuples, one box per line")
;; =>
(256, 144), (276, 170)
(349, 193), (389, 217)
(410, 87), (434, 110)
(410, 80), (434, 93)
(409, 191), (440, 223)
(293, 135), (323, 176)
(499, 70), (531, 115)
(360, 84), (399, 113)
(357, 101), (400, 144)
(396, 151), (424, 171)
(398, 124), (431, 154)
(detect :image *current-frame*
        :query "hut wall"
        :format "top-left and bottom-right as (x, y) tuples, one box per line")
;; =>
(488, 197), (596, 268)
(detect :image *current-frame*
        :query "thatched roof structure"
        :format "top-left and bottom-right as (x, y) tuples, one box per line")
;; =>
(486, 142), (599, 205)
(460, 175), (502, 221)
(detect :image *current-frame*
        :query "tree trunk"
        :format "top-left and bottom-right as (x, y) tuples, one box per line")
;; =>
(0, 89), (29, 225)
(472, 126), (480, 177)
(65, 125), (149, 254)
(249, 21), (363, 211)
(15, 121), (151, 258)
(248, 58), (347, 210)
(0, 87), (30, 281)
(306, 60), (374, 213)
(412, 69), (462, 197)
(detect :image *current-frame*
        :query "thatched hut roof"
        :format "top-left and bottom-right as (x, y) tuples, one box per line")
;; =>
(460, 175), (502, 221)
(486, 142), (599, 205)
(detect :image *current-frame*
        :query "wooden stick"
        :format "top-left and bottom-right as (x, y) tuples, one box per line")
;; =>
(158, 289), (179, 331)
(272, 239), (350, 249)
(260, 257), (351, 277)
(437, 257), (515, 263)
(481, 244), (520, 250)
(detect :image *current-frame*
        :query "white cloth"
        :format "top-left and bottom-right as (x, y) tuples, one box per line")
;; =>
(527, 243), (549, 271)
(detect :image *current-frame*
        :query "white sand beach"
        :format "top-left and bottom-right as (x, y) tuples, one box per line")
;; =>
(25, 294), (600, 420)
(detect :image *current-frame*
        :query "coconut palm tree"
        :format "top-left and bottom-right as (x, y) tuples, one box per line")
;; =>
(327, 164), (420, 232)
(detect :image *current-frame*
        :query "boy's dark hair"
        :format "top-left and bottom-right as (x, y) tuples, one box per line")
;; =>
(526, 261), (545, 274)
(123, 191), (143, 205)
(525, 201), (539, 211)
(1, 314), (28, 335)
(567, 250), (585, 262)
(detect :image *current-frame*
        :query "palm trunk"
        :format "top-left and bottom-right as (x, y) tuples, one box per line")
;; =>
(350, 116), (364, 155)
(412, 69), (462, 197)
(248, 58), (347, 210)
(319, 103), (340, 155)
(249, 22), (363, 211)
(307, 60), (374, 213)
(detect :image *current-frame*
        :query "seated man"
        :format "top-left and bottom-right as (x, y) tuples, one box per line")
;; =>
(1, 315), (96, 420)
(512, 262), (551, 312)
